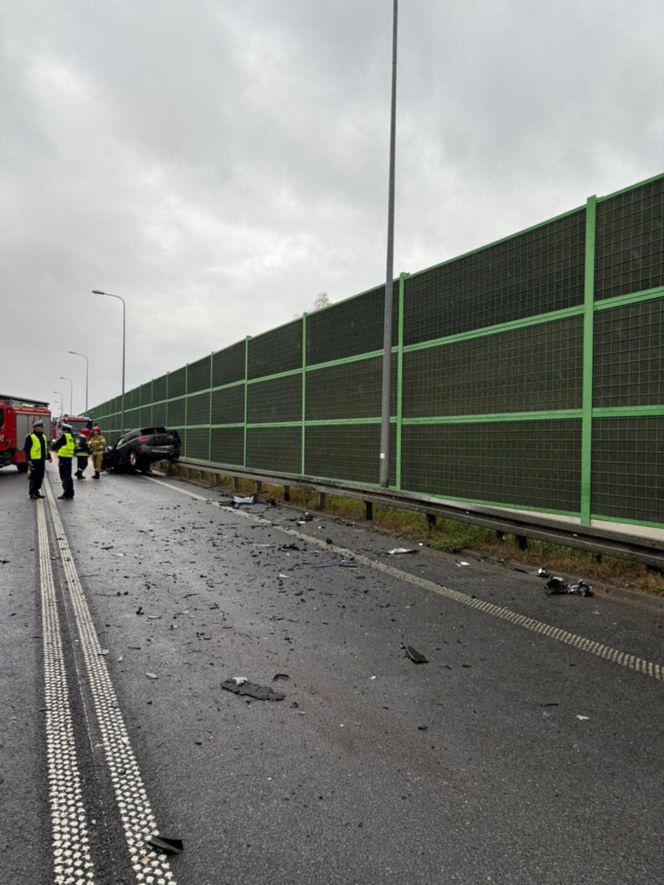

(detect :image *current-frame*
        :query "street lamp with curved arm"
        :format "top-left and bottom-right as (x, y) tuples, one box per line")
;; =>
(59, 376), (73, 415)
(68, 350), (89, 413)
(92, 289), (126, 436)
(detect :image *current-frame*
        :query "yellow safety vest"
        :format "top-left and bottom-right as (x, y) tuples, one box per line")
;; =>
(58, 432), (75, 459)
(29, 433), (45, 460)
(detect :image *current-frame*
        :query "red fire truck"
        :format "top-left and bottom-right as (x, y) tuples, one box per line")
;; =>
(0, 394), (52, 472)
(50, 414), (91, 439)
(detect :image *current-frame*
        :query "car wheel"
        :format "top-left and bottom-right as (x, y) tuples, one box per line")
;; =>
(139, 463), (151, 474)
(128, 450), (139, 470)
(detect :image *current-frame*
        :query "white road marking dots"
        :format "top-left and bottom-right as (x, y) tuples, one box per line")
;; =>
(46, 481), (177, 884)
(145, 476), (664, 683)
(37, 499), (96, 884)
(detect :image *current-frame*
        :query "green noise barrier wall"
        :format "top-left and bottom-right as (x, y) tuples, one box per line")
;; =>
(91, 174), (664, 531)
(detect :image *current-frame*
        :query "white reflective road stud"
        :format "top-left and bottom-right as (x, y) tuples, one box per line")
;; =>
(46, 480), (176, 884)
(145, 475), (664, 684)
(37, 499), (96, 884)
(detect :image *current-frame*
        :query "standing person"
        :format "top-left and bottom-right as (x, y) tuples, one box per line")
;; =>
(75, 427), (91, 479)
(51, 423), (75, 499)
(23, 419), (52, 500)
(88, 424), (107, 480)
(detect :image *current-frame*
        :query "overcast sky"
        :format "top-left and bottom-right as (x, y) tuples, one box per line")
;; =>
(1, 0), (662, 415)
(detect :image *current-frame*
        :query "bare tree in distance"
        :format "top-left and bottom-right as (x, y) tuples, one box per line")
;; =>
(312, 292), (331, 310)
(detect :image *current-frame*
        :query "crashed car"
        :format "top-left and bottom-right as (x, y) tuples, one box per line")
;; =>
(103, 426), (180, 473)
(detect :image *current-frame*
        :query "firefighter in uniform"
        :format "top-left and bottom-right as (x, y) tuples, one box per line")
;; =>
(75, 427), (91, 479)
(51, 423), (76, 499)
(88, 424), (107, 479)
(23, 418), (52, 499)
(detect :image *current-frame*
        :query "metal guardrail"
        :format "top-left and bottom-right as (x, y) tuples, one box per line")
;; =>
(169, 458), (664, 571)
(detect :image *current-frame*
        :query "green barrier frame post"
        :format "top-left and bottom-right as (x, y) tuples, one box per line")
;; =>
(395, 271), (408, 490)
(581, 195), (597, 526)
(243, 337), (250, 467)
(301, 313), (307, 476)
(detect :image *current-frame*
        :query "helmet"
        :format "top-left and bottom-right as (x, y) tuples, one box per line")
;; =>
(93, 424), (101, 432)
(61, 423), (72, 432)
(33, 419), (44, 428)
(80, 427), (91, 438)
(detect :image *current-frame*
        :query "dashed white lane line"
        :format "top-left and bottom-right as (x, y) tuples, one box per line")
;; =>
(145, 475), (664, 683)
(46, 479), (177, 884)
(37, 498), (96, 884)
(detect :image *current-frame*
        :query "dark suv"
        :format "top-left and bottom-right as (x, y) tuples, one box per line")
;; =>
(105, 427), (181, 473)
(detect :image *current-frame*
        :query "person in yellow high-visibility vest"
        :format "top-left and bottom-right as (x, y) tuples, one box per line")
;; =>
(23, 418), (52, 500)
(51, 423), (76, 499)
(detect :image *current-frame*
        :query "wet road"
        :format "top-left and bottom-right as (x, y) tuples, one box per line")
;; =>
(1, 461), (663, 885)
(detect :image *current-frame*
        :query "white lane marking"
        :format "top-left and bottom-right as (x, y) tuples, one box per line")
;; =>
(145, 475), (664, 683)
(46, 480), (177, 884)
(37, 499), (96, 885)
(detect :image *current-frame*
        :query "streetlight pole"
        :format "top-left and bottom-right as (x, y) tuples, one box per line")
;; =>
(92, 290), (126, 436)
(379, 0), (398, 487)
(59, 376), (73, 415)
(52, 391), (63, 417)
(68, 350), (89, 414)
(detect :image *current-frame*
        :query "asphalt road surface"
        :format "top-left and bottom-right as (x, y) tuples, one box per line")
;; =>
(1, 461), (663, 885)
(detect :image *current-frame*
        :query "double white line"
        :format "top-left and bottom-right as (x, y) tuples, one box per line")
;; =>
(37, 479), (177, 884)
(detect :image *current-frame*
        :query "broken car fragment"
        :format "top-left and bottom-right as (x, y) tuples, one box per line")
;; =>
(221, 679), (286, 701)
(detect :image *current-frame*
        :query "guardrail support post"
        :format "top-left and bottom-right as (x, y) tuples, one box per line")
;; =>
(232, 476), (239, 491)
(426, 513), (436, 530)
(255, 480), (262, 496)
(365, 501), (373, 521)
(284, 484), (290, 502)
(317, 492), (326, 511)
(515, 535), (528, 551)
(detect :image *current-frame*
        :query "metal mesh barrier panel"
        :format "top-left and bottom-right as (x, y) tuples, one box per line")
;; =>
(211, 427), (244, 465)
(248, 320), (302, 379)
(167, 397), (186, 427)
(168, 367), (186, 399)
(212, 341), (245, 387)
(186, 391), (210, 425)
(247, 375), (301, 424)
(591, 417), (663, 522)
(593, 298), (664, 407)
(403, 316), (584, 417)
(403, 210), (586, 346)
(185, 428), (210, 460)
(306, 358), (397, 420)
(306, 285), (397, 365)
(595, 177), (664, 300)
(139, 381), (153, 405)
(305, 425), (396, 485)
(125, 407), (140, 428)
(152, 402), (167, 425)
(88, 175), (663, 531)
(246, 427), (301, 473)
(188, 356), (211, 393)
(153, 375), (168, 403)
(401, 421), (582, 512)
(212, 385), (245, 425)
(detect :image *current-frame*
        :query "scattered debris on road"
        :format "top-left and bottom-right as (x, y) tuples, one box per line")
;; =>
(388, 548), (417, 555)
(146, 835), (184, 855)
(145, 672), (159, 680)
(232, 495), (256, 508)
(272, 673), (290, 682)
(545, 576), (593, 597)
(402, 643), (429, 664)
(221, 679), (286, 701)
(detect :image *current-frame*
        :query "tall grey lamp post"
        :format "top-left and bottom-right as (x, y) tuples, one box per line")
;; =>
(52, 391), (64, 417)
(68, 350), (89, 413)
(379, 0), (398, 487)
(92, 289), (126, 436)
(59, 376), (73, 415)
